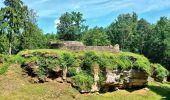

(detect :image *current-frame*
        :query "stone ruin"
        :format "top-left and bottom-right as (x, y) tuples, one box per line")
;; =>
(49, 41), (120, 53)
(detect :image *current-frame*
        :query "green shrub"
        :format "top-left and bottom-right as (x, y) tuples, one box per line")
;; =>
(25, 56), (39, 65)
(68, 67), (77, 76)
(0, 63), (9, 75)
(153, 64), (169, 79)
(81, 51), (100, 72)
(72, 72), (94, 91)
(60, 52), (75, 68)
(15, 55), (26, 64)
(36, 66), (48, 77)
(0, 54), (8, 63)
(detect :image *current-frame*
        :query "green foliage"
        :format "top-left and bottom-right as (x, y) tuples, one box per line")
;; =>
(0, 54), (16, 75)
(14, 49), (170, 92)
(107, 12), (138, 51)
(20, 24), (48, 50)
(153, 64), (169, 78)
(107, 13), (170, 72)
(82, 51), (99, 68)
(0, 63), (9, 75)
(68, 67), (77, 77)
(82, 27), (111, 46)
(60, 52), (75, 68)
(120, 52), (151, 73)
(72, 72), (94, 91)
(57, 11), (87, 40)
(0, 0), (47, 54)
(0, 34), (9, 54)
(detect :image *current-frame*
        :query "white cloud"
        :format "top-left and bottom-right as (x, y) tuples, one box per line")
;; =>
(74, 5), (80, 10)
(54, 19), (60, 28)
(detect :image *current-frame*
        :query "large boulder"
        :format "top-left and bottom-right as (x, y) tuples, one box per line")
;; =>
(101, 69), (148, 92)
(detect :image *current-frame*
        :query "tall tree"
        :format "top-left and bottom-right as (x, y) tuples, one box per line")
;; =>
(0, 0), (24, 54)
(107, 12), (138, 51)
(19, 8), (47, 50)
(147, 17), (170, 70)
(82, 27), (111, 46)
(136, 18), (151, 54)
(57, 12), (87, 41)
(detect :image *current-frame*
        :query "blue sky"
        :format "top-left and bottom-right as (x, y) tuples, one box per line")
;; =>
(1, 0), (170, 33)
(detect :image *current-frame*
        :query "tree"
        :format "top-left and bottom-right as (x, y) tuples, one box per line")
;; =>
(57, 12), (87, 41)
(0, 0), (24, 54)
(19, 8), (47, 50)
(0, 0), (47, 53)
(146, 17), (170, 71)
(20, 24), (47, 50)
(107, 13), (138, 51)
(135, 18), (152, 54)
(0, 34), (9, 54)
(82, 27), (111, 46)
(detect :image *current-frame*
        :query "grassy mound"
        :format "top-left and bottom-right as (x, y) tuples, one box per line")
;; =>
(15, 49), (169, 91)
(0, 49), (169, 99)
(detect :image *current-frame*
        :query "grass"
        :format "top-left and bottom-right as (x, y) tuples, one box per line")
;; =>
(0, 64), (169, 100)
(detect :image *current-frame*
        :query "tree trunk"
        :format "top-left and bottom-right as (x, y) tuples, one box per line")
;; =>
(8, 42), (12, 55)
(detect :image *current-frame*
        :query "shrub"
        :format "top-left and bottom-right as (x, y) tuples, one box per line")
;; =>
(153, 64), (169, 79)
(81, 51), (100, 72)
(72, 72), (94, 91)
(60, 52), (75, 68)
(68, 67), (77, 77)
(0, 63), (9, 75)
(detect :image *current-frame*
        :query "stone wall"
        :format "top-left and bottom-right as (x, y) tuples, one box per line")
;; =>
(50, 41), (120, 53)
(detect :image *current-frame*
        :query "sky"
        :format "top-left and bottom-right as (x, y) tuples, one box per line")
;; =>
(1, 0), (170, 33)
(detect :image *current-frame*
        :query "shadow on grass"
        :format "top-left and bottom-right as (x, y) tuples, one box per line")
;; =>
(125, 86), (147, 92)
(148, 85), (170, 100)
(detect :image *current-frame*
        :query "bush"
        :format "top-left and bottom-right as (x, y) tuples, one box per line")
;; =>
(60, 52), (75, 68)
(72, 72), (94, 91)
(153, 64), (169, 79)
(0, 63), (9, 75)
(68, 67), (77, 77)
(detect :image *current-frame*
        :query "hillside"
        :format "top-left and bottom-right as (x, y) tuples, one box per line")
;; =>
(0, 64), (169, 100)
(0, 49), (169, 100)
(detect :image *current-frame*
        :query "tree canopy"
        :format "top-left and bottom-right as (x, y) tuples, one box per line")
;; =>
(57, 11), (87, 41)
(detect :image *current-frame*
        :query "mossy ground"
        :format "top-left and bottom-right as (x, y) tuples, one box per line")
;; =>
(0, 64), (169, 100)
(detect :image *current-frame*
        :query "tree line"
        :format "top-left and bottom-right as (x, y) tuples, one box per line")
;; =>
(57, 12), (170, 71)
(0, 0), (170, 71)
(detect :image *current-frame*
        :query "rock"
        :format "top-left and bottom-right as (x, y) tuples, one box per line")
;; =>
(91, 82), (99, 92)
(44, 77), (53, 82)
(144, 87), (149, 91)
(66, 78), (72, 83)
(76, 67), (81, 73)
(115, 87), (119, 91)
(62, 66), (67, 80)
(105, 68), (120, 83)
(103, 69), (149, 91)
(30, 77), (39, 83)
(113, 44), (120, 53)
(43, 53), (58, 58)
(55, 77), (63, 83)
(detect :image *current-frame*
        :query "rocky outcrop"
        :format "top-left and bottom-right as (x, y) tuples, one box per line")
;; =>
(25, 61), (149, 93)
(91, 63), (99, 92)
(72, 68), (149, 93)
(100, 69), (148, 92)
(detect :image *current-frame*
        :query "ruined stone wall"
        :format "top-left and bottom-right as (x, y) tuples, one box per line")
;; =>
(50, 41), (120, 53)
(64, 46), (119, 53)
